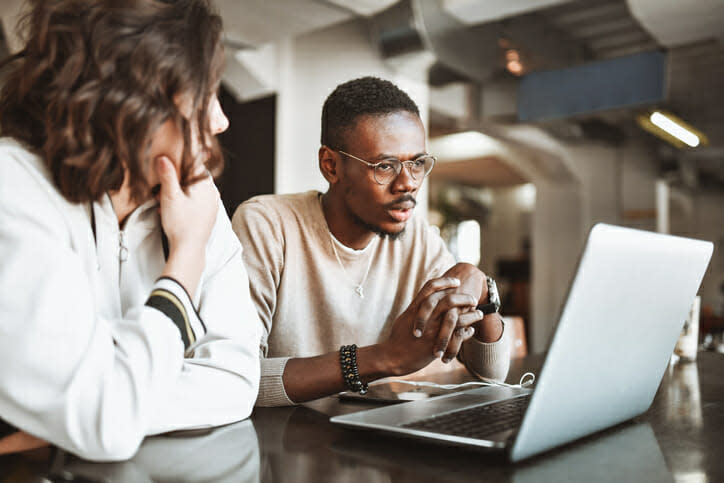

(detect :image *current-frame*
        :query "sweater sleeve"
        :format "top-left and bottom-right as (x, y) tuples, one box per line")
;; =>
(0, 156), (184, 461)
(458, 317), (513, 382)
(421, 221), (458, 281)
(146, 202), (262, 434)
(231, 199), (295, 407)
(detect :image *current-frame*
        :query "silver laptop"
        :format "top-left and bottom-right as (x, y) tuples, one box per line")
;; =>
(331, 223), (713, 462)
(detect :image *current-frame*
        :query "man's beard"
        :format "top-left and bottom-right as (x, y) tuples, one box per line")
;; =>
(342, 188), (415, 241)
(350, 211), (406, 241)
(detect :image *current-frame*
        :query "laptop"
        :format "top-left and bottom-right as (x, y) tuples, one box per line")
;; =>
(331, 223), (713, 462)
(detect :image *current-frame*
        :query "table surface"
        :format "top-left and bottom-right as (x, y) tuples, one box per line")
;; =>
(1, 351), (722, 483)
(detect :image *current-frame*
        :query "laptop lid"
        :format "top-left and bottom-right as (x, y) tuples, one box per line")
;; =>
(509, 223), (712, 461)
(331, 224), (712, 461)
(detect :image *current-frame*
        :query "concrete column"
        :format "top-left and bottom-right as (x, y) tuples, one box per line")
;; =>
(655, 179), (669, 234)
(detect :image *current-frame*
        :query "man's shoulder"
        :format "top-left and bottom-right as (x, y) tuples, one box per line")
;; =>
(241, 191), (317, 210)
(405, 212), (440, 242)
(232, 190), (320, 232)
(396, 212), (453, 264)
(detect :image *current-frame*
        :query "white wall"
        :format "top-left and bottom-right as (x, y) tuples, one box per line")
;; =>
(525, 136), (724, 351)
(670, 190), (724, 312)
(273, 18), (430, 212)
(493, 134), (665, 352)
(529, 179), (584, 350)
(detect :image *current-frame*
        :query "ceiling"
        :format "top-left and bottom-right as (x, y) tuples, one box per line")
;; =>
(2, 0), (721, 188)
(431, 156), (528, 187)
(211, 0), (724, 189)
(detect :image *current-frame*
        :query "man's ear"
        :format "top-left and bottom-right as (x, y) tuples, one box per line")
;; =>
(319, 146), (340, 184)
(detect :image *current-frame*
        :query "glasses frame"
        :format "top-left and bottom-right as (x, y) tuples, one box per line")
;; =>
(336, 149), (436, 185)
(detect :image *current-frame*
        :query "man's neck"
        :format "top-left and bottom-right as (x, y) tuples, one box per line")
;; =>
(320, 192), (375, 250)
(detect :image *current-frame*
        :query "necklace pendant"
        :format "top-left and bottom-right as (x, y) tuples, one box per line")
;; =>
(355, 285), (365, 298)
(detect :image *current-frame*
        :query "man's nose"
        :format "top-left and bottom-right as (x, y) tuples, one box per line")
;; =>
(390, 162), (418, 192)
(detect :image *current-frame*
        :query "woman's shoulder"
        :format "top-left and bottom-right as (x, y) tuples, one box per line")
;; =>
(0, 137), (53, 187)
(0, 137), (79, 226)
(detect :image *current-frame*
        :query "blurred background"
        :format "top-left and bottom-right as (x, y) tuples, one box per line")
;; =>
(1, 0), (722, 353)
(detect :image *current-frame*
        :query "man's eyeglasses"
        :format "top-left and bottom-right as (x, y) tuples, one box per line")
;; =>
(336, 149), (436, 185)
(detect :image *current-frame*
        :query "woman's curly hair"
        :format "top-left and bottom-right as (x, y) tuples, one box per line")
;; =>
(0, 0), (225, 203)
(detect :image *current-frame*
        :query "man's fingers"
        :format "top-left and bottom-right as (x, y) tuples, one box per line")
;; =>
(442, 326), (475, 363)
(427, 292), (478, 328)
(433, 307), (459, 357)
(412, 277), (460, 337)
(417, 277), (460, 300)
(456, 310), (484, 327)
(434, 307), (483, 357)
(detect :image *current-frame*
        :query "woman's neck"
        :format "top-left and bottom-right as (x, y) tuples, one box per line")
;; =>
(108, 173), (141, 228)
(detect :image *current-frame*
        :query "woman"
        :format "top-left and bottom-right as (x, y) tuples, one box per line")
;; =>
(0, 0), (261, 460)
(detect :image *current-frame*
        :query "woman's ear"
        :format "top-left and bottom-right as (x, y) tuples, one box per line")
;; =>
(318, 146), (340, 184)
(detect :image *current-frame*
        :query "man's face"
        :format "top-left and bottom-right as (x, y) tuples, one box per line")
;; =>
(336, 111), (427, 238)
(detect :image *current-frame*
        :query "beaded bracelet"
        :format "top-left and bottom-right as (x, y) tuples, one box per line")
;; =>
(340, 344), (368, 394)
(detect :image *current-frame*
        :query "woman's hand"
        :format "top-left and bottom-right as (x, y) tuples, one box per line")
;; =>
(156, 156), (219, 296)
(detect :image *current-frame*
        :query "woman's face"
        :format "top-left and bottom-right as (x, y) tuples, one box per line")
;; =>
(146, 93), (229, 186)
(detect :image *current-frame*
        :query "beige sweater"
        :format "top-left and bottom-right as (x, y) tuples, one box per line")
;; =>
(232, 191), (511, 406)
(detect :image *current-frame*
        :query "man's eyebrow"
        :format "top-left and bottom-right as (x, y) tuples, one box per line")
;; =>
(371, 152), (428, 161)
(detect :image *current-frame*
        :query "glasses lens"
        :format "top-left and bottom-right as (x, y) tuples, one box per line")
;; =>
(372, 156), (436, 184)
(374, 159), (402, 184)
(410, 155), (435, 179)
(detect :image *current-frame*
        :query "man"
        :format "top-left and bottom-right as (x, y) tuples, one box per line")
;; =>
(232, 77), (511, 406)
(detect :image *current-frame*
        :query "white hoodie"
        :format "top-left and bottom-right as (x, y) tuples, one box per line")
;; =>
(0, 138), (261, 461)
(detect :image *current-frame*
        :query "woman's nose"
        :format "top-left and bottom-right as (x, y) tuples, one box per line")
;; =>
(209, 95), (229, 135)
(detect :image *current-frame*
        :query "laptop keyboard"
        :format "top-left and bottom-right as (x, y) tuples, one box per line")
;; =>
(400, 394), (531, 439)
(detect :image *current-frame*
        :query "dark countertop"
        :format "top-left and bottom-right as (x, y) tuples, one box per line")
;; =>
(2, 351), (722, 482)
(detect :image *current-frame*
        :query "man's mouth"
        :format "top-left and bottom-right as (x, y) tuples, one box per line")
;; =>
(387, 202), (415, 222)
(385, 196), (417, 222)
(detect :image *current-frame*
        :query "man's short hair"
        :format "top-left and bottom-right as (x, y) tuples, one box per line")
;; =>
(321, 76), (420, 151)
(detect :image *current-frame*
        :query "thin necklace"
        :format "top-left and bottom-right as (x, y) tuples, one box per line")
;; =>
(320, 195), (376, 298)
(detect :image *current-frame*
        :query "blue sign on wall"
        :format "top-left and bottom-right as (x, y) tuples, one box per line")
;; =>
(518, 51), (666, 122)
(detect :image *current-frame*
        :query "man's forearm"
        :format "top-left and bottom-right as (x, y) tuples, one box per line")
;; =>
(282, 345), (390, 403)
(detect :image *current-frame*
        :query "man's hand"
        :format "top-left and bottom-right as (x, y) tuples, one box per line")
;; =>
(412, 263), (503, 362)
(378, 277), (484, 376)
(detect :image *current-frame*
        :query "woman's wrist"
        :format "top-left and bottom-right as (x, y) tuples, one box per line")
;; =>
(161, 247), (206, 298)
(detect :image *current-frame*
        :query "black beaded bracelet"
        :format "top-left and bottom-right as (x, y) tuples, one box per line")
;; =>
(340, 344), (368, 394)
